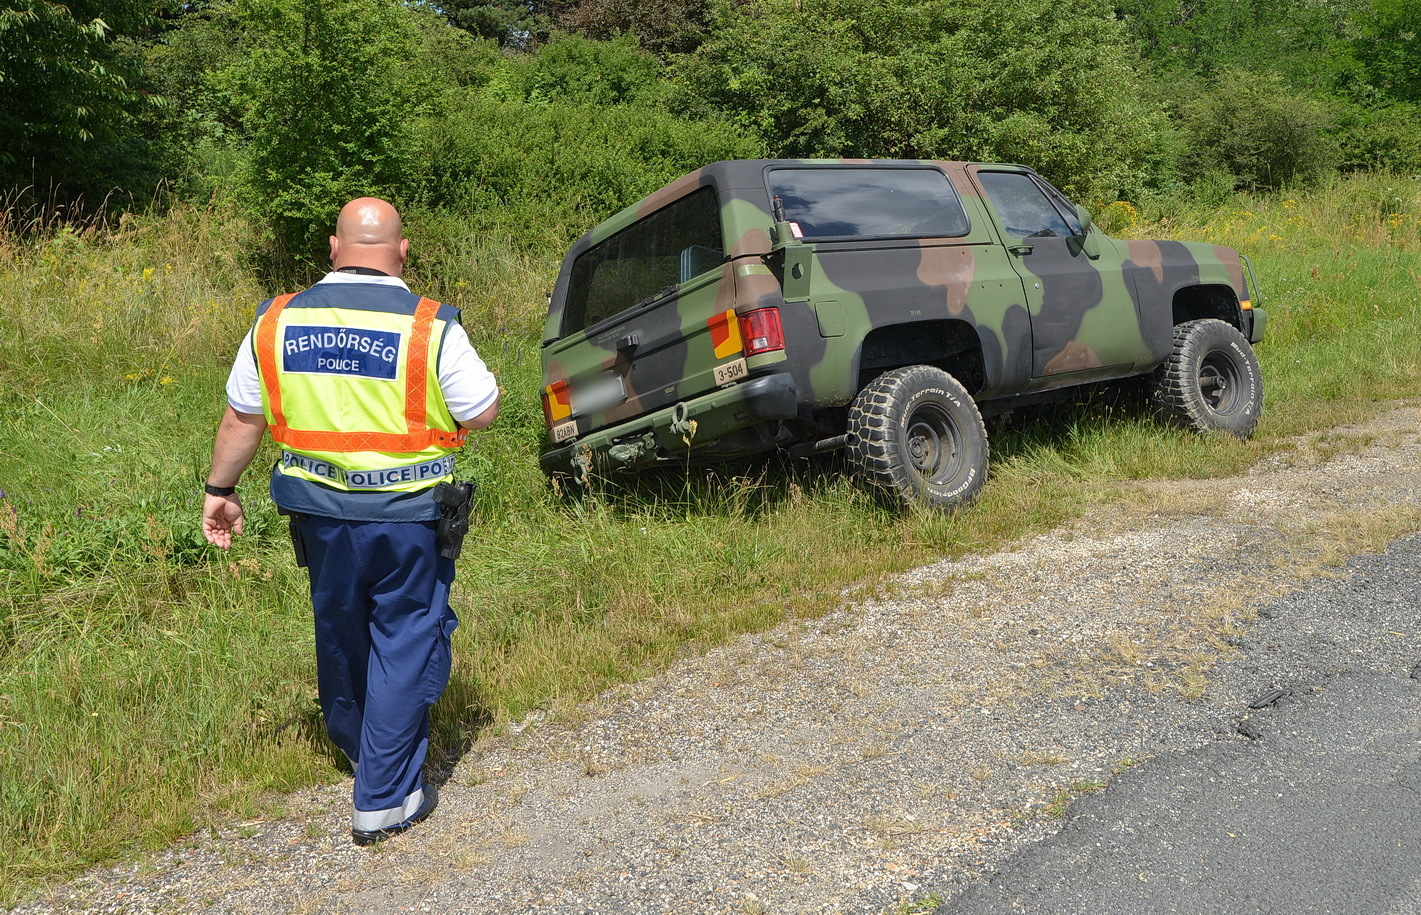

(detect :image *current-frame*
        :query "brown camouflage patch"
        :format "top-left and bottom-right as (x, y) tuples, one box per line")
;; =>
(916, 244), (977, 317)
(1127, 240), (1167, 284)
(1042, 341), (1104, 374)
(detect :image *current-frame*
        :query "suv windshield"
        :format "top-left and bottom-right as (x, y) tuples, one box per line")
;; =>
(564, 187), (724, 334)
(767, 166), (970, 239)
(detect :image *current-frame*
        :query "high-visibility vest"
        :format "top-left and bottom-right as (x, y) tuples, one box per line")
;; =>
(253, 283), (467, 494)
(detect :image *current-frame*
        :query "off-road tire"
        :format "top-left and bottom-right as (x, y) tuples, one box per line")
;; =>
(1151, 318), (1262, 439)
(847, 365), (988, 511)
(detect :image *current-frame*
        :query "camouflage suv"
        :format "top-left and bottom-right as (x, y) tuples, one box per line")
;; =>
(539, 159), (1265, 509)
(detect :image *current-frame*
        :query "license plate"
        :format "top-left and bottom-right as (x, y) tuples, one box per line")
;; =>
(713, 357), (748, 386)
(550, 420), (578, 443)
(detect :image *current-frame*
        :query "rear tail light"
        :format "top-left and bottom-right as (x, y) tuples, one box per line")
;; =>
(542, 379), (571, 427)
(739, 308), (785, 357)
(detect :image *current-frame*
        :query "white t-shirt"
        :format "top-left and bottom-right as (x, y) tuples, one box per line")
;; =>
(224, 273), (499, 423)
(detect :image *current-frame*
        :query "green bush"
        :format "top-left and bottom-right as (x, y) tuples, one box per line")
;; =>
(408, 92), (763, 250)
(1352, 0), (1421, 104)
(1179, 69), (1339, 191)
(485, 34), (669, 107)
(1334, 99), (1421, 175)
(0, 0), (165, 205)
(225, 0), (452, 261)
(675, 0), (1173, 199)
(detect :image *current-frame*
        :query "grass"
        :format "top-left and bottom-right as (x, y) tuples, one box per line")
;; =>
(2, 171), (1420, 902)
(1045, 781), (1108, 820)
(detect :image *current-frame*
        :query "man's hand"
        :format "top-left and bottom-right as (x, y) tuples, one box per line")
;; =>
(203, 493), (245, 550)
(202, 407), (267, 551)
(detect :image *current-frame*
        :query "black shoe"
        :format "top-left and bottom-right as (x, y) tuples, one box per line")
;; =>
(351, 783), (439, 846)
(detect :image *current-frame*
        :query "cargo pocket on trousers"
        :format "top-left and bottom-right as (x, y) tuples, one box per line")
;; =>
(421, 605), (459, 705)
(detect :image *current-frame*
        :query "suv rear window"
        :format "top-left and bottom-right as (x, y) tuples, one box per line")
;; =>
(767, 166), (970, 239)
(564, 187), (724, 334)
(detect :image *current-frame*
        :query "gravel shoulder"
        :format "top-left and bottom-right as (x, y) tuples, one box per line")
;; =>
(14, 404), (1421, 915)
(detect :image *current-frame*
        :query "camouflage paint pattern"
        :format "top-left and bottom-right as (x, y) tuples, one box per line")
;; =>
(540, 159), (1264, 477)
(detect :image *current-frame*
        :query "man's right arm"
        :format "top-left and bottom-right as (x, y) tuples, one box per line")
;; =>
(202, 406), (267, 550)
(459, 394), (500, 431)
(439, 322), (501, 431)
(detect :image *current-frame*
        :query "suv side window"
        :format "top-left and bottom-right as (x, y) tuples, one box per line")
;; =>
(564, 187), (724, 334)
(976, 171), (1078, 239)
(767, 166), (970, 239)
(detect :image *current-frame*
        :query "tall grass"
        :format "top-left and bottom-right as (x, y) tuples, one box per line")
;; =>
(2, 172), (1419, 901)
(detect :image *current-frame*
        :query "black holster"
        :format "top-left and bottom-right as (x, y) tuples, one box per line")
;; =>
(432, 481), (477, 560)
(280, 510), (309, 568)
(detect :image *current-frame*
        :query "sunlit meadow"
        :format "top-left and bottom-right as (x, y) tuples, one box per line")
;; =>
(2, 172), (1419, 900)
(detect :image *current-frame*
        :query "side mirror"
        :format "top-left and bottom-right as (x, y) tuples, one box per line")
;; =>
(1074, 206), (1101, 260)
(1076, 205), (1094, 237)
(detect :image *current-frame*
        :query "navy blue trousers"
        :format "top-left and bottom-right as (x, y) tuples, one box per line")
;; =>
(297, 516), (457, 831)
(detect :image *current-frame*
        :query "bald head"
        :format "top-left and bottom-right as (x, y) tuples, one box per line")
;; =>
(330, 197), (409, 276)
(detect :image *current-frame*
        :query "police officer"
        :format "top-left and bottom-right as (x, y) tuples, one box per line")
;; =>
(202, 198), (500, 845)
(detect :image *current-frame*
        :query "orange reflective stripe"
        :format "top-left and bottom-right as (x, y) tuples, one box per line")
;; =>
(256, 293), (298, 429)
(271, 426), (466, 452)
(405, 297), (439, 432)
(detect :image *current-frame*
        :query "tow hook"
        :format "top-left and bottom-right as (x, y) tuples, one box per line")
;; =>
(668, 402), (694, 437)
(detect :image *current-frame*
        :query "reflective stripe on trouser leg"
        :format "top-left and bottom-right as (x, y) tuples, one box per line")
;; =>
(299, 516), (458, 832)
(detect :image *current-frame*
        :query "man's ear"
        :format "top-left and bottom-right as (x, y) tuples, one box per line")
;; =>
(399, 237), (409, 264)
(329, 235), (340, 264)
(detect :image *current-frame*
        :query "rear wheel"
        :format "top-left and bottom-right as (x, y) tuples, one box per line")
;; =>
(1151, 319), (1262, 438)
(847, 365), (988, 511)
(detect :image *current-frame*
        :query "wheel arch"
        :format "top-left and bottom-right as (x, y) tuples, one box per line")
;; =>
(855, 319), (987, 397)
(1172, 284), (1244, 333)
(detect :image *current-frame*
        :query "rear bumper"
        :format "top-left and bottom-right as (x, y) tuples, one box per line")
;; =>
(539, 372), (799, 477)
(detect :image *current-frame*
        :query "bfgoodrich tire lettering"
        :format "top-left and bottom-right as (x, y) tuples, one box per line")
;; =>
(1152, 318), (1263, 438)
(847, 365), (988, 511)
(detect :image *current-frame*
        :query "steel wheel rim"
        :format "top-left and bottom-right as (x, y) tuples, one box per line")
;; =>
(1198, 351), (1242, 414)
(904, 403), (962, 484)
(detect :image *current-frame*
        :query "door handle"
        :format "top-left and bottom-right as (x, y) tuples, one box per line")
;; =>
(1009, 244), (1034, 256)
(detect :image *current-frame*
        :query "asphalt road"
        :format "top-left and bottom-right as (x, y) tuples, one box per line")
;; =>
(941, 533), (1421, 915)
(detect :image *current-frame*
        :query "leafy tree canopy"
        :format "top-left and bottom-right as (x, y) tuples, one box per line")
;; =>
(1352, 0), (1421, 103)
(677, 0), (1172, 199)
(174, 0), (466, 260)
(425, 0), (554, 47)
(1114, 0), (1362, 91)
(0, 0), (174, 202)
(552, 0), (711, 56)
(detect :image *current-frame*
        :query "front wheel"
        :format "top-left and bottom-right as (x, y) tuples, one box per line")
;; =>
(1151, 318), (1263, 439)
(846, 365), (988, 511)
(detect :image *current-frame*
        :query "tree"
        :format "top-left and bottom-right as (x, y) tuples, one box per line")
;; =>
(552, 0), (711, 56)
(1113, 0), (1362, 92)
(0, 0), (171, 201)
(430, 0), (554, 48)
(1353, 0), (1421, 103)
(677, 0), (1171, 200)
(201, 0), (456, 260)
(486, 34), (666, 107)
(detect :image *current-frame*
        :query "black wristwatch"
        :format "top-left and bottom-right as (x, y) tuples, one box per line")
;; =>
(204, 483), (237, 497)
